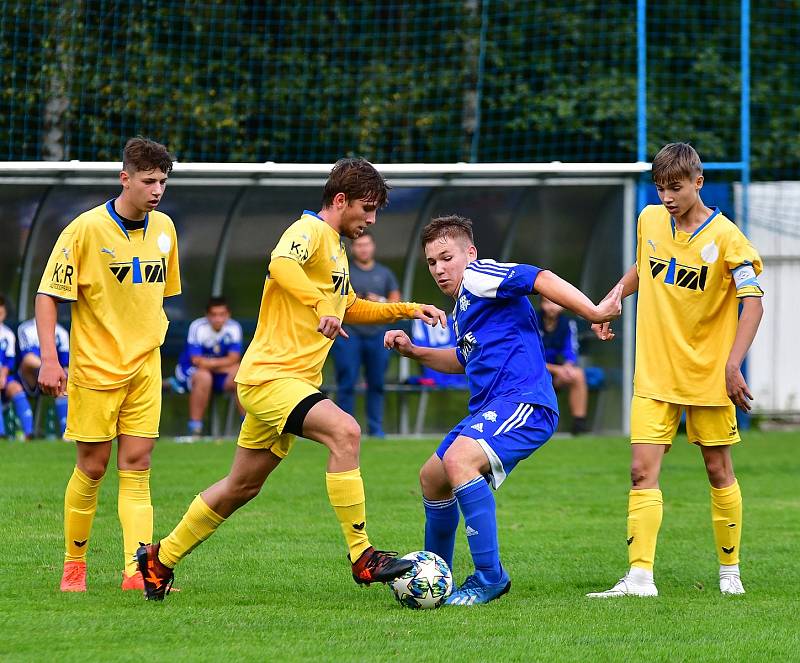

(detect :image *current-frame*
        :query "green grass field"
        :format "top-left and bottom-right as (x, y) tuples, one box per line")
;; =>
(1, 431), (798, 662)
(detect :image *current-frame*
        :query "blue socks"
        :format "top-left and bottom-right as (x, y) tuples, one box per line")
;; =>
(12, 391), (33, 437)
(453, 476), (503, 584)
(55, 397), (68, 435)
(188, 419), (203, 435)
(423, 496), (459, 570)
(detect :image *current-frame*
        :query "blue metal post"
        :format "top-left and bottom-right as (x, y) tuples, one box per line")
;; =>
(739, 0), (752, 430)
(636, 0), (648, 215)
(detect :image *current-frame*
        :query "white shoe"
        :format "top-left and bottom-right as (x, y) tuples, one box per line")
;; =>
(586, 573), (658, 598)
(720, 573), (745, 595)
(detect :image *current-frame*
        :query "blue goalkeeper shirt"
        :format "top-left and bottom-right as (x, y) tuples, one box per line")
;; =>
(453, 259), (557, 415)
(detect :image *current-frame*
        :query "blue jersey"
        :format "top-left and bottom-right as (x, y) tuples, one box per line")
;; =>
(410, 316), (468, 388)
(453, 259), (557, 415)
(176, 317), (243, 374)
(17, 318), (70, 367)
(540, 315), (579, 366)
(0, 323), (15, 372)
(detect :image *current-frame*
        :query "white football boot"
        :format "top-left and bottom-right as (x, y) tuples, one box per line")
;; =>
(720, 571), (745, 595)
(586, 567), (658, 598)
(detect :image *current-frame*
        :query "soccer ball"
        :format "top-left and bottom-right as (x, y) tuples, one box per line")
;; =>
(390, 550), (453, 609)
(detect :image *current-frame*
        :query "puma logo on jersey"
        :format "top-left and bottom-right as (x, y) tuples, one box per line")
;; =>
(100, 247), (116, 259)
(61, 247), (71, 260)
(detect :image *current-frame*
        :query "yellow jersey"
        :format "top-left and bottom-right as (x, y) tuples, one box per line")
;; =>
(634, 205), (763, 405)
(237, 211), (418, 387)
(38, 200), (181, 389)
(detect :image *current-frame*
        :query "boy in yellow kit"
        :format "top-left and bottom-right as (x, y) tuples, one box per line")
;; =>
(587, 143), (763, 598)
(36, 137), (181, 592)
(137, 158), (447, 600)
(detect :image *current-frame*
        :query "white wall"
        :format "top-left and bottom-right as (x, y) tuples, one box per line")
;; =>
(738, 182), (800, 413)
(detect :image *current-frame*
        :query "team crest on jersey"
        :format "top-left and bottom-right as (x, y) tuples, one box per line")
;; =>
(649, 256), (707, 291)
(482, 410), (497, 422)
(157, 232), (171, 254)
(459, 295), (470, 311)
(700, 240), (719, 263)
(109, 257), (166, 284)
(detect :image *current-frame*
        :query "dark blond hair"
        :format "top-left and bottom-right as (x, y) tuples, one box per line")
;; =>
(123, 136), (174, 174)
(651, 142), (702, 186)
(421, 215), (474, 247)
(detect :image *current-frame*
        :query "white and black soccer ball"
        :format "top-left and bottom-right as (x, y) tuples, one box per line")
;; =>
(390, 550), (453, 609)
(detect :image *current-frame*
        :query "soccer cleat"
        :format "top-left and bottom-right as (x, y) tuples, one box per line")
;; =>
(121, 570), (145, 591)
(60, 560), (87, 592)
(350, 547), (413, 585)
(720, 572), (745, 595)
(444, 572), (511, 606)
(586, 573), (659, 598)
(136, 542), (174, 601)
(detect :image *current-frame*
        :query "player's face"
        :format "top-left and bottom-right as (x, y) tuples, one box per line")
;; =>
(206, 305), (230, 332)
(350, 235), (376, 263)
(424, 235), (477, 298)
(655, 174), (703, 218)
(121, 168), (169, 214)
(0, 305), (6, 325)
(340, 198), (378, 240)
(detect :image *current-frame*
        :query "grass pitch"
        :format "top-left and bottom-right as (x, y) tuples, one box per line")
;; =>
(1, 431), (798, 662)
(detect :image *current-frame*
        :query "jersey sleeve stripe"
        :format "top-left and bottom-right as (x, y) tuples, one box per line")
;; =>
(467, 262), (510, 277)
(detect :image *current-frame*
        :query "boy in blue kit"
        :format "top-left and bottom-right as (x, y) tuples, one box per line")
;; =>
(385, 215), (623, 606)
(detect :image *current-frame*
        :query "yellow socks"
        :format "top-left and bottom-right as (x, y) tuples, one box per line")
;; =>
(711, 480), (742, 565)
(64, 466), (102, 563)
(158, 495), (226, 569)
(117, 469), (153, 576)
(627, 488), (663, 572)
(326, 468), (371, 561)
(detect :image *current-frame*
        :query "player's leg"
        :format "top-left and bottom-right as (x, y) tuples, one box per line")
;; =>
(4, 378), (34, 439)
(300, 396), (412, 584)
(115, 348), (164, 589)
(60, 378), (122, 591)
(18, 352), (41, 393)
(587, 396), (678, 598)
(331, 335), (359, 416)
(690, 404), (744, 594)
(419, 450), (458, 570)
(139, 384), (288, 601)
(188, 366), (213, 435)
(362, 333), (388, 437)
(551, 365), (589, 434)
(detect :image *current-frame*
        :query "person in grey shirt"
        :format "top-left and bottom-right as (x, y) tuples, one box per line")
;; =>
(331, 231), (400, 437)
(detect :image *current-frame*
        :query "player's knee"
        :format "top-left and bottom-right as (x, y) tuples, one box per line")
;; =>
(703, 452), (732, 484)
(326, 416), (361, 458)
(79, 459), (108, 480)
(630, 460), (656, 487)
(193, 368), (212, 386)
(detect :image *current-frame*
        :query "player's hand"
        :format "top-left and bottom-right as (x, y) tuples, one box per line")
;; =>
(414, 304), (447, 328)
(384, 330), (416, 358)
(39, 358), (67, 397)
(318, 316), (349, 340)
(561, 363), (579, 381)
(726, 363), (753, 411)
(592, 322), (615, 341)
(592, 283), (623, 323)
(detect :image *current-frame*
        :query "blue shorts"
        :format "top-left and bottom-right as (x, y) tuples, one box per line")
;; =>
(173, 365), (229, 394)
(436, 399), (558, 489)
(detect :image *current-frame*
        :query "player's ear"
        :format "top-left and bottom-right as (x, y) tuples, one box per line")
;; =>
(695, 174), (704, 191)
(467, 244), (477, 260)
(119, 170), (130, 188)
(334, 192), (347, 209)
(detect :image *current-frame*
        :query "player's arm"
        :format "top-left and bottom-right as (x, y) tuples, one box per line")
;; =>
(268, 256), (348, 339)
(343, 295), (446, 328)
(590, 265), (638, 341)
(193, 351), (241, 371)
(725, 295), (764, 412)
(35, 294), (67, 397)
(384, 330), (465, 374)
(533, 271), (622, 324)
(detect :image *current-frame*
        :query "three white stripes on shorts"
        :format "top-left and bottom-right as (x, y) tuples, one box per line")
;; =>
(493, 404), (534, 436)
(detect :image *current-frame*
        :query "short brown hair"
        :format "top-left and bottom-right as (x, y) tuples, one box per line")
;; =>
(321, 158), (390, 208)
(421, 215), (475, 247)
(123, 136), (174, 175)
(651, 142), (702, 186)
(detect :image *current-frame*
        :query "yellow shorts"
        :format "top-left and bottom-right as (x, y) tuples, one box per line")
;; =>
(236, 378), (322, 457)
(630, 395), (740, 447)
(64, 349), (162, 442)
